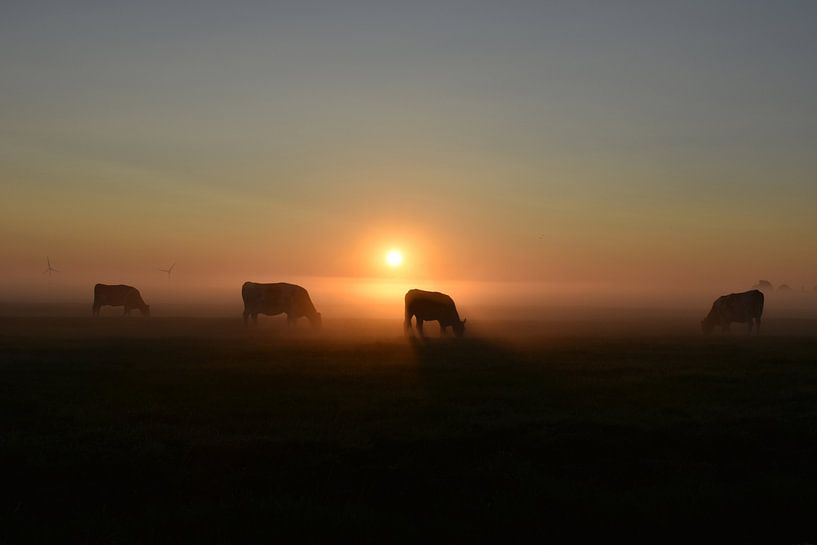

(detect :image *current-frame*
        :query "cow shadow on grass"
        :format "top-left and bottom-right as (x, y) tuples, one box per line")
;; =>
(406, 333), (520, 370)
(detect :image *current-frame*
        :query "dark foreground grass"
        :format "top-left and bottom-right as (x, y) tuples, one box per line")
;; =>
(2, 318), (817, 543)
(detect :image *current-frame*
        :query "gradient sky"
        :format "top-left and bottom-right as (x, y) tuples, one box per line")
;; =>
(2, 1), (816, 308)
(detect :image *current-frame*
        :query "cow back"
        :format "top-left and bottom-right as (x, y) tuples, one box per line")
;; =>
(706, 289), (764, 325)
(242, 282), (319, 319)
(95, 284), (138, 306)
(405, 289), (461, 324)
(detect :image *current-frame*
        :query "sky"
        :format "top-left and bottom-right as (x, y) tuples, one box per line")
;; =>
(2, 1), (816, 312)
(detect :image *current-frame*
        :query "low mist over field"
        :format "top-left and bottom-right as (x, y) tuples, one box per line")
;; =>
(5, 274), (817, 325)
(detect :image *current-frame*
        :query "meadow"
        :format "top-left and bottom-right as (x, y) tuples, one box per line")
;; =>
(2, 316), (817, 543)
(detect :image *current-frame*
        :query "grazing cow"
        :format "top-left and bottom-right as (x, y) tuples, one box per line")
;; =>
(93, 284), (150, 317)
(241, 282), (322, 328)
(701, 289), (764, 335)
(404, 289), (466, 338)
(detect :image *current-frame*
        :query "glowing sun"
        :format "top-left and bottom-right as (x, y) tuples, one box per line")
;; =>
(385, 249), (404, 268)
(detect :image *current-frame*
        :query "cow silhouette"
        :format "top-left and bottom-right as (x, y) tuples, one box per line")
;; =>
(404, 289), (466, 338)
(701, 289), (764, 335)
(93, 284), (150, 317)
(241, 282), (322, 328)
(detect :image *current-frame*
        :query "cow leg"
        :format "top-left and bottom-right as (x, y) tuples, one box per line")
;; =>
(123, 306), (129, 317)
(404, 314), (413, 335)
(416, 319), (425, 337)
(242, 310), (250, 327)
(747, 321), (753, 335)
(92, 304), (100, 317)
(440, 323), (446, 337)
(252, 313), (258, 325)
(755, 317), (761, 336)
(287, 314), (295, 327)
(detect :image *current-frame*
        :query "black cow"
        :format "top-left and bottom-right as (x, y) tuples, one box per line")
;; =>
(404, 289), (466, 337)
(241, 282), (322, 328)
(93, 284), (150, 317)
(701, 289), (764, 335)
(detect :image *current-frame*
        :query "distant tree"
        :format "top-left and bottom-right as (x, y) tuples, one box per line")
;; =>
(753, 280), (774, 292)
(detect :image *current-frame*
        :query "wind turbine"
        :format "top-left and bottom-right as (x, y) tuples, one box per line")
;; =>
(159, 262), (176, 279)
(43, 256), (59, 276)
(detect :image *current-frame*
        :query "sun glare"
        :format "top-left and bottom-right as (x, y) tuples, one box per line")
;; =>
(385, 249), (403, 268)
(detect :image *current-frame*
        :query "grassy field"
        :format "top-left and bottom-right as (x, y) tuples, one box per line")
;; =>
(2, 317), (817, 543)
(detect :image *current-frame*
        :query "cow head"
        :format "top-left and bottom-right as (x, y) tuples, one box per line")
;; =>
(453, 318), (466, 337)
